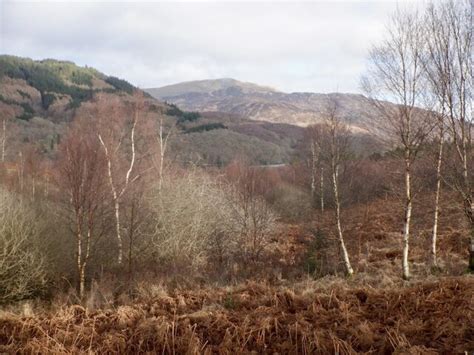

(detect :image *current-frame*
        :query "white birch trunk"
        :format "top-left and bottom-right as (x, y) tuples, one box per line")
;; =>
(320, 166), (324, 213)
(402, 155), (412, 280)
(98, 111), (137, 265)
(431, 137), (443, 267)
(310, 141), (316, 203)
(113, 198), (123, 264)
(158, 121), (165, 193)
(332, 164), (353, 276)
(157, 117), (173, 193)
(76, 216), (84, 299)
(1, 118), (6, 163)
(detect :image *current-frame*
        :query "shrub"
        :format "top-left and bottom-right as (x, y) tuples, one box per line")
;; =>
(150, 172), (237, 276)
(0, 189), (48, 303)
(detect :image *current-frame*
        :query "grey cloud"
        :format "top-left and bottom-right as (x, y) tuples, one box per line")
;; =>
(1, 0), (422, 93)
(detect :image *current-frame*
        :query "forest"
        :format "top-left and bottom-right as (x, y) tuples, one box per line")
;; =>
(0, 0), (473, 353)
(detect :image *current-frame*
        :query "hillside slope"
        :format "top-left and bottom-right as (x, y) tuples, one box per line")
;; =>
(0, 56), (305, 165)
(148, 78), (279, 97)
(145, 79), (381, 132)
(0, 55), (137, 123)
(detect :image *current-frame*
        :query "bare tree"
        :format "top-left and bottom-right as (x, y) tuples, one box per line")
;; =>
(0, 102), (15, 163)
(58, 121), (108, 299)
(225, 160), (276, 264)
(423, 0), (473, 270)
(430, 123), (445, 267)
(317, 100), (354, 276)
(92, 93), (144, 265)
(362, 8), (433, 279)
(305, 125), (325, 212)
(150, 170), (238, 275)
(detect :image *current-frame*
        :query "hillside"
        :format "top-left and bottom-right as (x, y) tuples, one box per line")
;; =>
(148, 78), (279, 97)
(0, 56), (304, 165)
(145, 79), (382, 132)
(0, 55), (137, 123)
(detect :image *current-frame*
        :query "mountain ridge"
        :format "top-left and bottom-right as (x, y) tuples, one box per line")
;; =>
(144, 79), (379, 131)
(146, 78), (279, 98)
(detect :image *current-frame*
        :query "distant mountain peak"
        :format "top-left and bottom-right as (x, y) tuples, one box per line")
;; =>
(145, 78), (279, 98)
(144, 78), (384, 131)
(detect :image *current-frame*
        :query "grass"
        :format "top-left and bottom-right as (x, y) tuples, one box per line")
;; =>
(0, 276), (472, 353)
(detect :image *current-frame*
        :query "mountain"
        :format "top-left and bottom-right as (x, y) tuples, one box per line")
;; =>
(147, 78), (279, 98)
(0, 56), (302, 165)
(145, 79), (379, 133)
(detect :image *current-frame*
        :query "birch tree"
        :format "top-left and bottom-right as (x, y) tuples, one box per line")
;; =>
(423, 0), (473, 271)
(58, 122), (108, 299)
(305, 125), (325, 212)
(322, 100), (354, 276)
(421, 7), (449, 267)
(362, 9), (433, 279)
(320, 100), (354, 276)
(94, 93), (144, 265)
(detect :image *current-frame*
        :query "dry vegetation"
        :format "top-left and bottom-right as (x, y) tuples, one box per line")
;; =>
(0, 277), (472, 354)
(0, 194), (473, 354)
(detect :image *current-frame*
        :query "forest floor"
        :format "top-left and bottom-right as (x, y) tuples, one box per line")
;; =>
(1, 276), (472, 354)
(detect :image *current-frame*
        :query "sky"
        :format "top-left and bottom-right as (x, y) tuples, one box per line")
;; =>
(1, 0), (422, 93)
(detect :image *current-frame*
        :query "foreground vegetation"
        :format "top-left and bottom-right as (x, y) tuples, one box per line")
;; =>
(1, 277), (472, 354)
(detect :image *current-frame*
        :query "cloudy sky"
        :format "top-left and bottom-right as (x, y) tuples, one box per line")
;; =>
(1, 0), (421, 93)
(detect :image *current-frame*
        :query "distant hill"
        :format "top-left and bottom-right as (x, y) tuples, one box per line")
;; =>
(0, 55), (139, 123)
(145, 79), (382, 133)
(0, 56), (305, 165)
(147, 78), (279, 98)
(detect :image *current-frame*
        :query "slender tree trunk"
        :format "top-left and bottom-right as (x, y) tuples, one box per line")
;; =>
(113, 198), (123, 265)
(159, 148), (164, 193)
(464, 201), (474, 272)
(402, 154), (412, 280)
(76, 215), (84, 299)
(158, 117), (173, 193)
(431, 137), (443, 267)
(1, 118), (6, 163)
(99, 136), (124, 265)
(127, 200), (137, 283)
(98, 106), (138, 265)
(332, 164), (353, 276)
(470, 228), (474, 271)
(79, 265), (86, 300)
(462, 152), (474, 272)
(320, 166), (324, 213)
(310, 141), (316, 204)
(18, 151), (24, 192)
